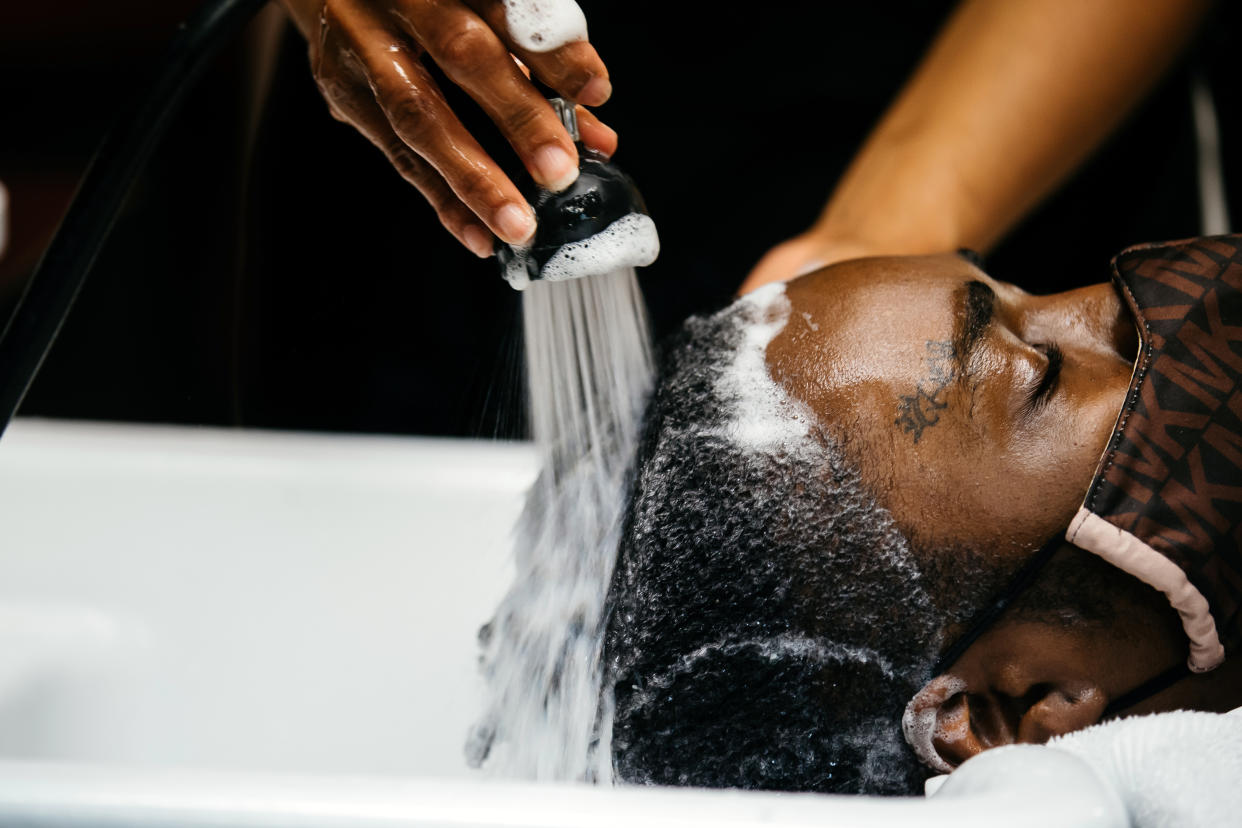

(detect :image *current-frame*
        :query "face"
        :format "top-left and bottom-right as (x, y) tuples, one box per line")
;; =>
(762, 252), (1199, 766)
(766, 252), (1138, 568)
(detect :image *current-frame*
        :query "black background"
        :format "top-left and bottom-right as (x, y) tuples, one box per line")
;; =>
(6, 1), (1238, 437)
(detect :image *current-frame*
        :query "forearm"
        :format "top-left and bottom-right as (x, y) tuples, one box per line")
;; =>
(816, 0), (1212, 255)
(279, 0), (319, 40)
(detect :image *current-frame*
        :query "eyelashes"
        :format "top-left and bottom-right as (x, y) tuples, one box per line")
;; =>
(956, 248), (985, 268)
(1026, 343), (1063, 412)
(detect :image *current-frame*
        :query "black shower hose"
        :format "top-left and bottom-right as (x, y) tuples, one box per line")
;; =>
(0, 0), (271, 439)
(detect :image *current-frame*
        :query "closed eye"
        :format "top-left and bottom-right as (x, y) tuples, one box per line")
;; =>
(1026, 343), (1063, 411)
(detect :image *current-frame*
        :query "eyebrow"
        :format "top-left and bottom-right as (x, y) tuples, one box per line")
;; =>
(952, 280), (996, 380)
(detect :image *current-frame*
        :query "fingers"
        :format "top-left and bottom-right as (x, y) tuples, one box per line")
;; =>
(576, 106), (617, 157)
(324, 0), (538, 244)
(380, 140), (498, 258)
(396, 0), (582, 193)
(509, 59), (616, 156)
(739, 244), (807, 295)
(464, 0), (611, 107)
(307, 0), (620, 257)
(739, 235), (878, 295)
(314, 13), (501, 254)
(738, 237), (832, 295)
(337, 87), (497, 258)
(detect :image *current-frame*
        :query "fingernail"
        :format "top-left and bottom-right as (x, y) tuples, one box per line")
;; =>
(496, 203), (535, 244)
(533, 144), (578, 192)
(463, 225), (493, 258)
(586, 119), (617, 158)
(579, 75), (612, 106)
(795, 259), (827, 276)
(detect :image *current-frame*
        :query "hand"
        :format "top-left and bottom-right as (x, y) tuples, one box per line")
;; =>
(739, 233), (879, 295)
(280, 0), (618, 257)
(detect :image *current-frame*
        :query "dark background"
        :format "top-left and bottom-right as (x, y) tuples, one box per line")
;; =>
(2, 1), (1238, 437)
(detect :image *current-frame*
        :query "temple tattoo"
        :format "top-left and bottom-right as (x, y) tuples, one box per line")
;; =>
(895, 340), (957, 443)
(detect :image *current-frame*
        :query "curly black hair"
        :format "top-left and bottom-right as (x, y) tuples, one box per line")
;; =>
(602, 287), (944, 794)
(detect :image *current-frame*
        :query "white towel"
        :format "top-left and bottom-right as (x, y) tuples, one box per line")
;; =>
(1046, 707), (1242, 828)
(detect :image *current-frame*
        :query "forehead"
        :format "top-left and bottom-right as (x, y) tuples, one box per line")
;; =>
(766, 254), (984, 412)
(760, 253), (1099, 558)
(786, 253), (982, 332)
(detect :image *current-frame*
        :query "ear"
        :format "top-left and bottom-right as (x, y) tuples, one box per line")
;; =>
(903, 671), (1108, 771)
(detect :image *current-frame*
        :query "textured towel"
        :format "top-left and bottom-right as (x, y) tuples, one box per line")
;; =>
(1047, 708), (1242, 828)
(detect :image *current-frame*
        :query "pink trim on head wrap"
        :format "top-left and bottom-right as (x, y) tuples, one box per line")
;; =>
(1067, 507), (1225, 673)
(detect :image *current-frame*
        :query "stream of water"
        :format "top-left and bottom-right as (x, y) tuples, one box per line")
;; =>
(467, 266), (653, 781)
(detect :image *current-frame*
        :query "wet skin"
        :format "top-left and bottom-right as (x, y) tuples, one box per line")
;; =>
(763, 253), (1241, 768)
(767, 253), (1138, 559)
(279, 0), (617, 256)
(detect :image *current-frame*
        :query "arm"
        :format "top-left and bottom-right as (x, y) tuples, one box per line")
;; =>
(741, 0), (1213, 292)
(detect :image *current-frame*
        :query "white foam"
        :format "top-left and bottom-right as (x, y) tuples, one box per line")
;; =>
(503, 214), (659, 291)
(503, 0), (588, 53)
(503, 241), (533, 291)
(540, 213), (659, 283)
(902, 675), (966, 774)
(658, 635), (897, 694)
(712, 283), (814, 453)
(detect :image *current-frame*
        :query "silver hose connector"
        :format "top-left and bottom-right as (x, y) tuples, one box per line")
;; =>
(549, 97), (580, 142)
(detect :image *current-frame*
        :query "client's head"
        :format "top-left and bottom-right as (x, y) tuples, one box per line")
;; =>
(604, 251), (1238, 794)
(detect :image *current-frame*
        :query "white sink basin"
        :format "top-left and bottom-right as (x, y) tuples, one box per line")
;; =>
(0, 419), (1128, 828)
(0, 419), (530, 776)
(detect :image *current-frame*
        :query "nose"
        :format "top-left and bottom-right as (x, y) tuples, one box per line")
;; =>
(1025, 282), (1139, 364)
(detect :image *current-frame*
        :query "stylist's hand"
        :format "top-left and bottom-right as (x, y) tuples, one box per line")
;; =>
(740, 233), (876, 295)
(280, 0), (617, 258)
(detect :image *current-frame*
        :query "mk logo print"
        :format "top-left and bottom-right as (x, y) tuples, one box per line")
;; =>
(1092, 235), (1242, 650)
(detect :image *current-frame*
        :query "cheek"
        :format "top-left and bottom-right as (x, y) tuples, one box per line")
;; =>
(917, 362), (1130, 550)
(823, 358), (1130, 554)
(1053, 357), (1132, 471)
(1006, 360), (1131, 511)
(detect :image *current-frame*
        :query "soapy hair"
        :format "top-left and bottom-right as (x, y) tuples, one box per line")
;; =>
(602, 289), (943, 794)
(601, 285), (1163, 795)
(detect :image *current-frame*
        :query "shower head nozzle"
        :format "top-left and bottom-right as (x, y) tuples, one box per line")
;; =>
(497, 99), (659, 290)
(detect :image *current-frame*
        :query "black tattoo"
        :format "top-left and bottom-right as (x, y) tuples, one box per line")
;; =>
(895, 340), (957, 443)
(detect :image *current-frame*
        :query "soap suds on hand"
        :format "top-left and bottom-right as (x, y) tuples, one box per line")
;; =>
(503, 0), (588, 53)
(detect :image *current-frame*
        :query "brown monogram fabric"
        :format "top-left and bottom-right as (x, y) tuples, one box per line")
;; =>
(1086, 235), (1242, 653)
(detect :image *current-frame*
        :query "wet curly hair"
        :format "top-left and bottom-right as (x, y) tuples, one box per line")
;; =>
(601, 291), (942, 794)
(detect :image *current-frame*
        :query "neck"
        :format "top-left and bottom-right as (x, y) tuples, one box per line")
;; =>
(1130, 653), (1242, 716)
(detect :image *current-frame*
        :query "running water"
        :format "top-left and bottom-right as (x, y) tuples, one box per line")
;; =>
(467, 266), (653, 782)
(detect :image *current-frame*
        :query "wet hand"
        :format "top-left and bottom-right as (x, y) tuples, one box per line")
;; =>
(280, 0), (618, 257)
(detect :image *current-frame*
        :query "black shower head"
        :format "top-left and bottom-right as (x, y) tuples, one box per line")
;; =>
(496, 99), (658, 289)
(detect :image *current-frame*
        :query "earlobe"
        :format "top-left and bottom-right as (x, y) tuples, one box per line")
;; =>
(1015, 681), (1108, 744)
